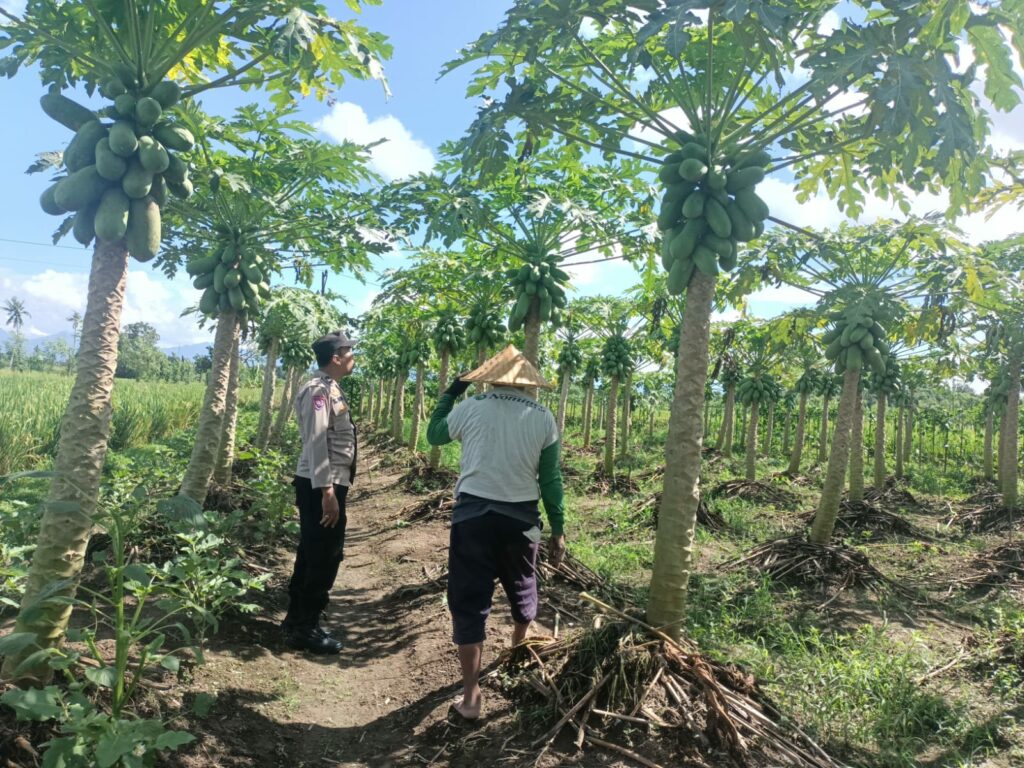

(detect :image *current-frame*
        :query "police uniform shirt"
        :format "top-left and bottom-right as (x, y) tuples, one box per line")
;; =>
(294, 373), (356, 488)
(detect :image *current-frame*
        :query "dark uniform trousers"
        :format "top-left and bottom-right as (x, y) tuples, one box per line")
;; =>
(284, 477), (349, 631)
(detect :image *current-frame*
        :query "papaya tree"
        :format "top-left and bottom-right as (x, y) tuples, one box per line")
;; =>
(847, 378), (867, 504)
(404, 335), (432, 452)
(213, 332), (242, 486)
(389, 151), (649, 374)
(817, 374), (842, 465)
(787, 368), (821, 475)
(1, 0), (391, 680)
(779, 389), (798, 457)
(581, 356), (601, 450)
(556, 327), (584, 434)
(868, 358), (902, 489)
(430, 311), (466, 467)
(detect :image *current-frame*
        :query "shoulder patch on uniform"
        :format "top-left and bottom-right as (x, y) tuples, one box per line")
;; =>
(312, 394), (327, 410)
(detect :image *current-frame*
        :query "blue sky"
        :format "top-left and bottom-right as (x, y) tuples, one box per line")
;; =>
(0, 1), (1021, 353)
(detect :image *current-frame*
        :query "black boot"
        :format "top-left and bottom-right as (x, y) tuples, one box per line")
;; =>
(286, 626), (342, 655)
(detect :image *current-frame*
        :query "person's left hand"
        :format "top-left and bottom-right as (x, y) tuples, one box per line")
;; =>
(444, 376), (471, 398)
(548, 535), (566, 568)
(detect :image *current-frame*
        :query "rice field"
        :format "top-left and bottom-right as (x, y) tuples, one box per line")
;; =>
(0, 371), (259, 475)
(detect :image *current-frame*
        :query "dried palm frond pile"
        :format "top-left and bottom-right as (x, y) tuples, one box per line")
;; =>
(397, 490), (454, 524)
(496, 594), (842, 768)
(709, 479), (797, 507)
(723, 536), (912, 603)
(800, 500), (925, 540)
(631, 492), (726, 533)
(946, 501), (1023, 534)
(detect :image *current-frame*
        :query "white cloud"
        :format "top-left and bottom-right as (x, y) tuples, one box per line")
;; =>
(0, 266), (212, 350)
(317, 102), (435, 182)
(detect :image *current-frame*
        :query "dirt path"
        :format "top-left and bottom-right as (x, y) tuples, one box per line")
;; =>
(170, 445), (576, 768)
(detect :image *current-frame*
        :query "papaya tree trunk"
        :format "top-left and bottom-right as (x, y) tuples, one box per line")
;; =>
(583, 381), (595, 449)
(873, 392), (887, 489)
(377, 377), (389, 424)
(1001, 346), (1022, 508)
(620, 371), (633, 453)
(817, 395), (831, 464)
(391, 372), (408, 442)
(703, 397), (711, 440)
(745, 399), (760, 482)
(782, 406), (793, 455)
(255, 336), (278, 450)
(603, 376), (620, 476)
(810, 368), (861, 545)
(410, 363), (425, 452)
(556, 366), (572, 434)
(717, 386), (735, 455)
(646, 271), (716, 638)
(903, 405), (914, 468)
(3, 241), (129, 682)
(983, 407), (994, 481)
(429, 349), (450, 469)
(848, 389), (864, 503)
(762, 401), (775, 457)
(895, 404), (905, 479)
(786, 392), (809, 475)
(180, 313), (239, 503)
(269, 366), (300, 445)
(213, 332), (242, 487)
(648, 407), (656, 440)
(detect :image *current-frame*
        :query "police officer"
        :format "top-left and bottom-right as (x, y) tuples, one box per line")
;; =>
(281, 330), (358, 655)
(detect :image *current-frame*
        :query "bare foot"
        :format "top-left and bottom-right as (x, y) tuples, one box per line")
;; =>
(452, 694), (481, 721)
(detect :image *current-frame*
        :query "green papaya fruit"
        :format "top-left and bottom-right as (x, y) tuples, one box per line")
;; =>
(703, 197), (732, 239)
(725, 166), (765, 193)
(40, 92), (97, 131)
(125, 197), (161, 262)
(681, 190), (706, 219)
(94, 138), (128, 181)
(94, 188), (131, 242)
(678, 158), (708, 182)
(149, 81), (181, 109)
(193, 272), (215, 290)
(64, 121), (109, 173)
(40, 183), (67, 216)
(134, 96), (162, 128)
(138, 136), (170, 174)
(54, 166), (109, 211)
(121, 159), (153, 199)
(72, 202), (98, 246)
(693, 245), (719, 276)
(153, 123), (195, 152)
(224, 268), (242, 289)
(108, 121), (139, 158)
(666, 256), (694, 295)
(725, 201), (756, 242)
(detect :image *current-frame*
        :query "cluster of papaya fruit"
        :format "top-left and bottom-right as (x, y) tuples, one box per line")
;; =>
(657, 131), (771, 294)
(869, 358), (901, 395)
(987, 376), (1010, 413)
(432, 314), (465, 353)
(794, 369), (821, 395)
(506, 253), (569, 332)
(736, 375), (779, 406)
(583, 357), (602, 384)
(822, 303), (892, 375)
(601, 336), (632, 379)
(466, 307), (506, 347)
(38, 67), (195, 261)
(186, 235), (271, 319)
(398, 338), (431, 370)
(557, 341), (582, 373)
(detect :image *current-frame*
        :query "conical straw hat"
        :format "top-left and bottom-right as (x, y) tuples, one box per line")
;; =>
(462, 344), (553, 389)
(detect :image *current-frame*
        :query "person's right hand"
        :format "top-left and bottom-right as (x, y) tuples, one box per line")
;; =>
(320, 488), (341, 528)
(548, 534), (566, 568)
(444, 376), (471, 398)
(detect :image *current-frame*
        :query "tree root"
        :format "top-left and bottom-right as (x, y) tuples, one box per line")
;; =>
(494, 595), (843, 768)
(723, 536), (913, 603)
(708, 479), (797, 507)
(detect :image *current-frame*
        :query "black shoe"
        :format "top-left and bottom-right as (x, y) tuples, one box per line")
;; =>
(286, 627), (342, 655)
(312, 626), (338, 641)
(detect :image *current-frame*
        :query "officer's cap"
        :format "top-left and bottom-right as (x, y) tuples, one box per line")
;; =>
(312, 329), (357, 359)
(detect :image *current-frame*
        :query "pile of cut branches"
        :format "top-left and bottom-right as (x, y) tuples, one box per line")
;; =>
(538, 550), (633, 608)
(587, 470), (641, 496)
(946, 503), (1023, 534)
(723, 536), (912, 603)
(496, 594), (842, 768)
(958, 541), (1024, 592)
(397, 490), (453, 524)
(708, 479), (797, 507)
(864, 479), (923, 511)
(399, 457), (457, 492)
(801, 501), (926, 540)
(632, 492), (726, 533)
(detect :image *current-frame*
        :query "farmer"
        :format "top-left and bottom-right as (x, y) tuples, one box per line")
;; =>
(427, 345), (566, 720)
(281, 330), (358, 655)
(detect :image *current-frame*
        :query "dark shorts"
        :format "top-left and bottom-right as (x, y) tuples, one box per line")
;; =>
(447, 512), (540, 645)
